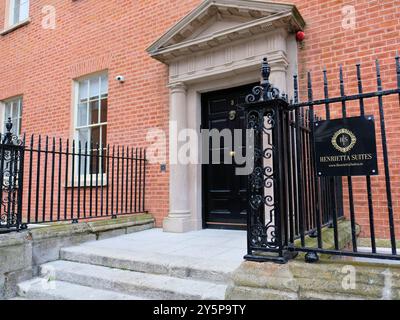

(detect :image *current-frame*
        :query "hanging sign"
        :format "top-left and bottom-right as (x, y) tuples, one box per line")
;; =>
(314, 116), (378, 177)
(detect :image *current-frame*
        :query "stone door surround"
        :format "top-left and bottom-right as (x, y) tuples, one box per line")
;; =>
(147, 0), (305, 232)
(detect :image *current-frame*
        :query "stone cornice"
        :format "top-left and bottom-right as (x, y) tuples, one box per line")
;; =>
(147, 0), (305, 64)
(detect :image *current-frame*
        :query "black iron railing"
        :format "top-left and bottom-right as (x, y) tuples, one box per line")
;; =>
(24, 136), (147, 225)
(0, 120), (24, 232)
(289, 57), (400, 262)
(244, 55), (400, 263)
(287, 110), (344, 242)
(0, 121), (147, 233)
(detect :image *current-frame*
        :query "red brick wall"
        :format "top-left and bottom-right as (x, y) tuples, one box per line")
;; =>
(286, 0), (400, 239)
(1, 0), (399, 237)
(0, 0), (200, 227)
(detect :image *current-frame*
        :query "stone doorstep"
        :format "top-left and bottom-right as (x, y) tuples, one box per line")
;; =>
(17, 279), (144, 300)
(36, 260), (227, 300)
(8, 216), (399, 300)
(0, 213), (155, 299)
(59, 245), (233, 284)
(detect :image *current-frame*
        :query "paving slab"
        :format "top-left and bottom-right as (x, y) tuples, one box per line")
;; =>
(71, 228), (246, 266)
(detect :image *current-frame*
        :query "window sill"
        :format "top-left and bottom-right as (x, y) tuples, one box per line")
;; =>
(66, 174), (108, 188)
(0, 18), (31, 36)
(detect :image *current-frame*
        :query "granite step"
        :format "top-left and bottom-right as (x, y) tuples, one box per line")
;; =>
(17, 278), (143, 300)
(38, 260), (227, 300)
(60, 245), (235, 284)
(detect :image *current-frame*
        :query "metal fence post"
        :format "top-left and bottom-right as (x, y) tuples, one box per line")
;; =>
(243, 58), (295, 263)
(0, 118), (25, 233)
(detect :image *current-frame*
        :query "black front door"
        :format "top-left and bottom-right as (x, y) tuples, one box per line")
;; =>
(202, 83), (257, 230)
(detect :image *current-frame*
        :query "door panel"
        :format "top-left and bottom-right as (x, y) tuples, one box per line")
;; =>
(202, 83), (257, 229)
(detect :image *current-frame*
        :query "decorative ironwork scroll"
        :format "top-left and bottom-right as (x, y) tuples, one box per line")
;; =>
(247, 108), (278, 249)
(245, 58), (288, 104)
(0, 118), (24, 233)
(244, 55), (400, 264)
(243, 58), (292, 263)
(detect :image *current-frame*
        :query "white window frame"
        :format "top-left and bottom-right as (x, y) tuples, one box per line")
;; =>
(73, 72), (108, 179)
(0, 96), (23, 189)
(1, 96), (23, 137)
(6, 0), (30, 28)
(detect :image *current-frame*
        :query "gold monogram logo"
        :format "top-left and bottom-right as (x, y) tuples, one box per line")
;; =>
(331, 128), (357, 153)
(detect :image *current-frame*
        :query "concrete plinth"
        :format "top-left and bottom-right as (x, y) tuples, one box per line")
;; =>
(226, 258), (400, 300)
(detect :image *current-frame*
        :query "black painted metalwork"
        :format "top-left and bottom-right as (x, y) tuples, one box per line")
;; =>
(244, 55), (400, 263)
(305, 251), (319, 263)
(34, 137), (146, 224)
(0, 128), (147, 228)
(243, 58), (296, 263)
(0, 118), (25, 233)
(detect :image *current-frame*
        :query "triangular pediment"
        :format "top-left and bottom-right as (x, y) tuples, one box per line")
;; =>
(185, 14), (255, 41)
(147, 0), (305, 63)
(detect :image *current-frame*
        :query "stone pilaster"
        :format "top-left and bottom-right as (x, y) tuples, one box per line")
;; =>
(163, 82), (192, 233)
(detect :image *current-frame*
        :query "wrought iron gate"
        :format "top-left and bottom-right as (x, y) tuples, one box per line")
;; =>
(0, 119), (24, 233)
(244, 55), (400, 263)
